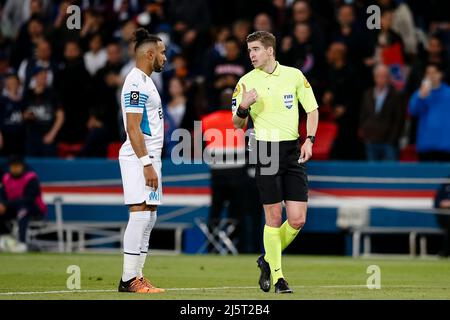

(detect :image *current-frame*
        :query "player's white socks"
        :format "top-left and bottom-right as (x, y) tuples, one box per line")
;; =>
(137, 211), (157, 278)
(122, 211), (151, 282)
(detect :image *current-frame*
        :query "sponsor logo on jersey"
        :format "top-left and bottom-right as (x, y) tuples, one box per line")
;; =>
(130, 91), (139, 105)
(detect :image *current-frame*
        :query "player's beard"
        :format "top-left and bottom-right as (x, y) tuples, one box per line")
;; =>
(153, 60), (164, 73)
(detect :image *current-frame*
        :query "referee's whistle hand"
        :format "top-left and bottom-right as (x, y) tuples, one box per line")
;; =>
(144, 165), (158, 190)
(298, 140), (313, 164)
(241, 83), (258, 109)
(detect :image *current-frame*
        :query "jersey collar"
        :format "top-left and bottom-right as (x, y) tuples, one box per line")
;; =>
(258, 61), (280, 77)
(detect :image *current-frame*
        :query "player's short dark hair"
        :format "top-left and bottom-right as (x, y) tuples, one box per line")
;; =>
(246, 31), (276, 53)
(133, 28), (162, 52)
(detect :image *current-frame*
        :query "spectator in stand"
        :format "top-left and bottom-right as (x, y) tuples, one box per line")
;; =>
(232, 20), (251, 55)
(167, 0), (211, 74)
(118, 20), (138, 61)
(377, 0), (418, 59)
(1, 0), (50, 44)
(17, 37), (58, 93)
(359, 64), (405, 161)
(332, 4), (368, 67)
(79, 8), (110, 51)
(285, 0), (326, 56)
(55, 40), (92, 145)
(163, 77), (188, 158)
(409, 63), (450, 161)
(93, 42), (123, 141)
(204, 26), (231, 75)
(22, 67), (64, 157)
(0, 74), (25, 156)
(407, 35), (450, 95)
(205, 36), (247, 110)
(84, 33), (108, 77)
(0, 156), (47, 252)
(279, 22), (324, 88)
(323, 42), (362, 160)
(51, 1), (81, 61)
(10, 16), (46, 70)
(253, 13), (274, 34)
(366, 9), (407, 91)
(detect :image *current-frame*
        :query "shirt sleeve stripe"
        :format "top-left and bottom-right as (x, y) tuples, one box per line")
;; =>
(124, 98), (148, 103)
(124, 98), (148, 102)
(124, 107), (144, 113)
(124, 100), (147, 105)
(124, 93), (149, 99)
(124, 104), (145, 108)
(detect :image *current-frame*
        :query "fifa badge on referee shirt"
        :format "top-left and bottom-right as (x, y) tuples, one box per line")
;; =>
(283, 94), (294, 109)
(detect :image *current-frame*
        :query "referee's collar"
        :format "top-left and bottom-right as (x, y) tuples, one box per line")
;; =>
(258, 61), (280, 77)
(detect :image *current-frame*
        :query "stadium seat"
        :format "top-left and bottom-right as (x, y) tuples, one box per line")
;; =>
(313, 121), (338, 160)
(107, 142), (122, 159)
(400, 144), (418, 162)
(57, 143), (83, 159)
(201, 110), (246, 155)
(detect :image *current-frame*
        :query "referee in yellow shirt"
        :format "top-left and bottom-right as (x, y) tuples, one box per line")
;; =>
(232, 31), (319, 294)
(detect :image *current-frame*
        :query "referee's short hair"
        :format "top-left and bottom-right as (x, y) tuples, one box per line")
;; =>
(246, 31), (276, 54)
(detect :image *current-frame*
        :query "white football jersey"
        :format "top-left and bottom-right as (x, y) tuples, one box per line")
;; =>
(119, 67), (164, 159)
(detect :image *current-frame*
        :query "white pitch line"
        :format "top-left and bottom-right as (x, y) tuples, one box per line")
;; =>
(0, 284), (436, 296)
(0, 289), (116, 295)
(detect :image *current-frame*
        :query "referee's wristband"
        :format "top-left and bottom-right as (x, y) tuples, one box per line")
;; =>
(139, 155), (152, 167)
(236, 105), (250, 119)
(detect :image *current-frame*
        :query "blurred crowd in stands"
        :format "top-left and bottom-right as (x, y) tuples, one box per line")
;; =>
(0, 0), (449, 161)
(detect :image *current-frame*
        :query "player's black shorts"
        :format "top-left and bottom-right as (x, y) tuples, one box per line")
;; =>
(254, 139), (308, 204)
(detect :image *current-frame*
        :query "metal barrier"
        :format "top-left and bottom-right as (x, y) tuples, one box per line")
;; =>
(195, 218), (238, 255)
(351, 227), (445, 258)
(27, 198), (192, 254)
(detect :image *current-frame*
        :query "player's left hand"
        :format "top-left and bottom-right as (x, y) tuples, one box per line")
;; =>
(144, 165), (159, 190)
(298, 140), (313, 164)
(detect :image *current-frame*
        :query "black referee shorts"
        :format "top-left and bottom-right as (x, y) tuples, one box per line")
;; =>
(254, 139), (308, 204)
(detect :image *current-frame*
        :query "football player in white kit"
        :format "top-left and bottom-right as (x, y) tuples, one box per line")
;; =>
(118, 28), (166, 293)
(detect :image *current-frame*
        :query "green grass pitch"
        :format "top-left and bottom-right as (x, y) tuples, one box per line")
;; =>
(0, 253), (449, 300)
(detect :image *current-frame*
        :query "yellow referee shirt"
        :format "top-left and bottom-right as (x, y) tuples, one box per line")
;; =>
(232, 61), (319, 142)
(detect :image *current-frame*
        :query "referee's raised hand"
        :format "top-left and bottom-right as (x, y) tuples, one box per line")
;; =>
(240, 83), (258, 109)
